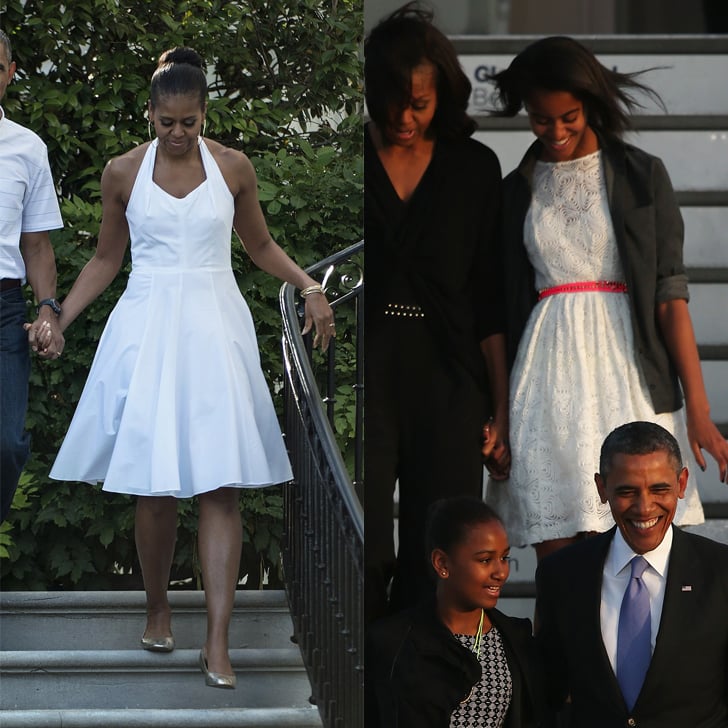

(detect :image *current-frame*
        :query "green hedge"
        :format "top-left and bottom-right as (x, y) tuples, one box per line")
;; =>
(0, 0), (363, 589)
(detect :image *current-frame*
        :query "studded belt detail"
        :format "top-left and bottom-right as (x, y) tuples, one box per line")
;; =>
(384, 303), (425, 319)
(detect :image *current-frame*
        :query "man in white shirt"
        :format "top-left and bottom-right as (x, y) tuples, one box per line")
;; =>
(535, 420), (728, 727)
(0, 29), (64, 522)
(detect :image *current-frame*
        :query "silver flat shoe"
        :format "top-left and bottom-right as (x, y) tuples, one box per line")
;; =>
(199, 648), (236, 689)
(140, 635), (175, 653)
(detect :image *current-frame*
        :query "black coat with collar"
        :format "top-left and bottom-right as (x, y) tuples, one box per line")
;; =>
(365, 599), (545, 728)
(364, 127), (505, 389)
(500, 136), (688, 414)
(535, 526), (728, 728)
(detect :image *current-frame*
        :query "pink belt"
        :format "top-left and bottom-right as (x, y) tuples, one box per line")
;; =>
(538, 280), (627, 302)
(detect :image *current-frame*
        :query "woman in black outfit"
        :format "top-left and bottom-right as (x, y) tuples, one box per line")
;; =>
(364, 2), (509, 623)
(365, 497), (544, 727)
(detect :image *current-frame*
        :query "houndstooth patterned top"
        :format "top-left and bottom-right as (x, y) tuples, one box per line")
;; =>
(449, 627), (512, 727)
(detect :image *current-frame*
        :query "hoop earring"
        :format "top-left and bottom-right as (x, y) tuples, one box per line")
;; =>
(147, 120), (153, 141)
(202, 120), (207, 138)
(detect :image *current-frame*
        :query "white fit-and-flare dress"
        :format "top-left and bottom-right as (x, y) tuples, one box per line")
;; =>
(486, 150), (703, 547)
(51, 138), (293, 496)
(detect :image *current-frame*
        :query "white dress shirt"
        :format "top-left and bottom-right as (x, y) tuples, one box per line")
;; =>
(600, 526), (673, 672)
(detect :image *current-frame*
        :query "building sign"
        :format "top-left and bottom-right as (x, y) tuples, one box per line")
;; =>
(459, 55), (728, 116)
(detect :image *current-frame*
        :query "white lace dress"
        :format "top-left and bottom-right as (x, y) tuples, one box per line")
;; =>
(487, 151), (704, 547)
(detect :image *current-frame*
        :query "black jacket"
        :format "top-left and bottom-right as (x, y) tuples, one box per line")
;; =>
(365, 127), (505, 393)
(365, 600), (545, 728)
(536, 526), (728, 727)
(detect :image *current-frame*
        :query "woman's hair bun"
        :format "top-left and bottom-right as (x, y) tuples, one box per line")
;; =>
(158, 46), (203, 69)
(150, 45), (207, 106)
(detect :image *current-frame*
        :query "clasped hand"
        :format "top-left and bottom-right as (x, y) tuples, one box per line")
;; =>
(24, 316), (64, 360)
(482, 418), (511, 481)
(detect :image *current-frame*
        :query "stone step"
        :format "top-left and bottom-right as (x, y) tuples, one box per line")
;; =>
(0, 648), (311, 710)
(0, 591), (293, 651)
(0, 708), (323, 728)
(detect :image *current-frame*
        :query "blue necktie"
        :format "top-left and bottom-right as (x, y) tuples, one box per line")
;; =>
(617, 555), (651, 711)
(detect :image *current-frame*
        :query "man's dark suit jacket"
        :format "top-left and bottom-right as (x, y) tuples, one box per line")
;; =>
(536, 525), (728, 728)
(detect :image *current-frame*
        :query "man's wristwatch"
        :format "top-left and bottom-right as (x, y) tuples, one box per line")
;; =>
(37, 298), (62, 316)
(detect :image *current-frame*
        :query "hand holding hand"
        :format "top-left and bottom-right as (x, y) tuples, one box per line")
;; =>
(482, 417), (511, 481)
(24, 316), (64, 360)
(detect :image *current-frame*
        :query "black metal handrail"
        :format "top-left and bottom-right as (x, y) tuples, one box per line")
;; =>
(279, 240), (364, 728)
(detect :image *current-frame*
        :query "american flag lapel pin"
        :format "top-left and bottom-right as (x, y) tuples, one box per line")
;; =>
(681, 585), (692, 592)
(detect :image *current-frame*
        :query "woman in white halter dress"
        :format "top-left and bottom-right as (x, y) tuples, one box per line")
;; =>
(44, 48), (335, 688)
(50, 136), (294, 496)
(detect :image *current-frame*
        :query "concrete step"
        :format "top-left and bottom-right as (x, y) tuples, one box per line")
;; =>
(0, 648), (311, 710)
(0, 708), (323, 728)
(0, 591), (323, 726)
(0, 591), (293, 651)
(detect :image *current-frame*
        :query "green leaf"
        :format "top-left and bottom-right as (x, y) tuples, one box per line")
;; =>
(100, 525), (115, 547)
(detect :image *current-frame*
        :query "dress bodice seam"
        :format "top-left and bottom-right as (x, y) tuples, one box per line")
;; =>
(152, 178), (208, 202)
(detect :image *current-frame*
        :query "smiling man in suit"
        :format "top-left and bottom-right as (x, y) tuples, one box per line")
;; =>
(536, 420), (728, 728)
